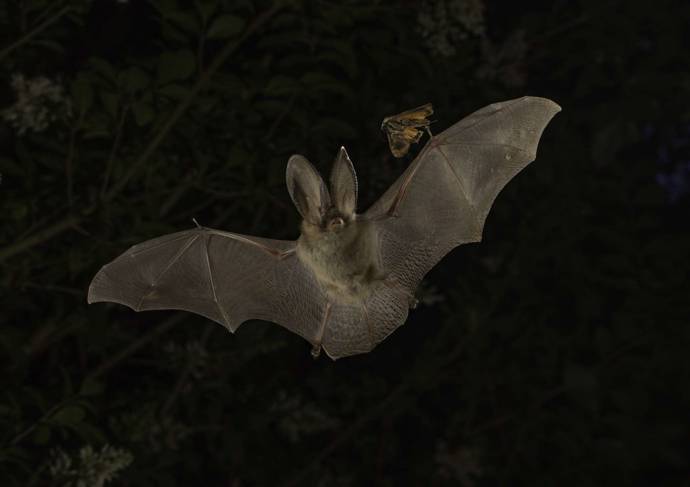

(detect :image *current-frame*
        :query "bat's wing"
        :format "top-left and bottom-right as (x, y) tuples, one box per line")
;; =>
(88, 227), (327, 346)
(365, 96), (561, 293)
(316, 285), (411, 360)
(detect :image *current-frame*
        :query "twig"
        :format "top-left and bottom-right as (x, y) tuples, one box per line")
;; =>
(15, 203), (70, 241)
(281, 383), (409, 487)
(103, 1), (287, 202)
(23, 282), (83, 297)
(282, 317), (476, 486)
(0, 213), (82, 263)
(0, 4), (71, 61)
(263, 89), (299, 142)
(65, 127), (78, 207)
(85, 313), (187, 381)
(0, 1), (287, 264)
(160, 325), (214, 416)
(100, 104), (130, 198)
(8, 400), (66, 446)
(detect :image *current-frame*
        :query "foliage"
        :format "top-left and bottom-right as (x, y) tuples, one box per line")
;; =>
(1, 0), (688, 485)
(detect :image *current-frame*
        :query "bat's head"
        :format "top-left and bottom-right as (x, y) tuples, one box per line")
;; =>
(286, 147), (358, 236)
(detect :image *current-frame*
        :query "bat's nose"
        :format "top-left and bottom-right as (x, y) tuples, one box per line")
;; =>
(328, 217), (345, 231)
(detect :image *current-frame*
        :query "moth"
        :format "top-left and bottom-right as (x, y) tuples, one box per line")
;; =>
(381, 102), (434, 157)
(88, 96), (561, 360)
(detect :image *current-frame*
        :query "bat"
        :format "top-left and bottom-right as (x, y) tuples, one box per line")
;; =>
(381, 102), (434, 157)
(88, 96), (561, 360)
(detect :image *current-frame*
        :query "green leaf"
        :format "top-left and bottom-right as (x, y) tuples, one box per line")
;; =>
(51, 405), (86, 426)
(311, 118), (358, 140)
(82, 113), (112, 139)
(265, 75), (298, 96)
(99, 91), (119, 119)
(79, 379), (104, 397)
(196, 0), (217, 23)
(211, 74), (245, 96)
(300, 72), (354, 99)
(207, 14), (245, 39)
(7, 202), (28, 220)
(159, 83), (191, 100)
(164, 10), (200, 34)
(564, 363), (598, 412)
(71, 75), (93, 117)
(89, 57), (117, 82)
(30, 39), (65, 55)
(132, 102), (156, 126)
(32, 424), (52, 445)
(123, 66), (151, 93)
(157, 49), (196, 84)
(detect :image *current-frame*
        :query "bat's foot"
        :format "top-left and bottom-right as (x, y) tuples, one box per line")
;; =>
(311, 344), (322, 359)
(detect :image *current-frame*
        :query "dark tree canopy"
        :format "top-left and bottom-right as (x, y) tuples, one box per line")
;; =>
(0, 0), (688, 485)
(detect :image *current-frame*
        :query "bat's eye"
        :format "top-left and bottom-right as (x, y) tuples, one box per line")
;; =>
(329, 217), (345, 231)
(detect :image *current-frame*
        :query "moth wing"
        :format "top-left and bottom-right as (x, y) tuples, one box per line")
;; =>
(386, 129), (413, 158)
(392, 103), (434, 123)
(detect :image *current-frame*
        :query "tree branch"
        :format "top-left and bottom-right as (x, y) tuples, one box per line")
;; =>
(0, 1), (288, 264)
(85, 313), (186, 381)
(103, 1), (287, 202)
(0, 4), (71, 61)
(0, 214), (82, 263)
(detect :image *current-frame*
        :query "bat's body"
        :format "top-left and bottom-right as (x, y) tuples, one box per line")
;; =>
(88, 97), (561, 359)
(297, 216), (382, 304)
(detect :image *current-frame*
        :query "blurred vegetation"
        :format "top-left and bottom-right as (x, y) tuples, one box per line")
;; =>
(1, 0), (688, 485)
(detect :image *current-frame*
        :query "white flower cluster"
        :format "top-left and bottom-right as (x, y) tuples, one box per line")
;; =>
(108, 402), (191, 451)
(48, 444), (133, 487)
(2, 73), (72, 135)
(417, 0), (486, 57)
(476, 30), (529, 88)
(316, 468), (354, 487)
(163, 339), (209, 379)
(435, 441), (483, 486)
(270, 390), (340, 443)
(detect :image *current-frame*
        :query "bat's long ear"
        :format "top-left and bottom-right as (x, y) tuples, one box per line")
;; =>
(286, 155), (331, 225)
(329, 146), (358, 218)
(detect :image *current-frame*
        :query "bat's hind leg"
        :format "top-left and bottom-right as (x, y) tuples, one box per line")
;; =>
(311, 301), (332, 359)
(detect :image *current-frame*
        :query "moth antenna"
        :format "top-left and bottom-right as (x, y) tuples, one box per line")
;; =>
(192, 218), (202, 229)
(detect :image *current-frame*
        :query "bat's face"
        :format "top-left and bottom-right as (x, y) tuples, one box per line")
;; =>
(322, 207), (350, 233)
(288, 147), (384, 302)
(297, 208), (350, 243)
(286, 147), (358, 229)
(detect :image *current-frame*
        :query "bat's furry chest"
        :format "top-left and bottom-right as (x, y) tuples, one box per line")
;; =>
(296, 220), (383, 302)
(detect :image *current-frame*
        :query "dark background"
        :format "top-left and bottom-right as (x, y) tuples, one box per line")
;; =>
(1, 0), (688, 485)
